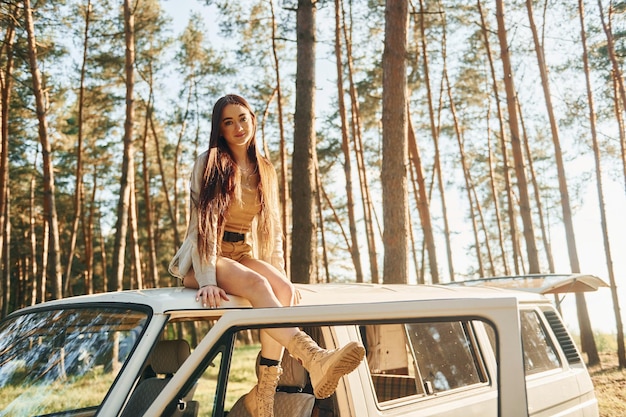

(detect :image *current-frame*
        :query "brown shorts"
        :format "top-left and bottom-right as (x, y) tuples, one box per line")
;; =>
(221, 240), (253, 263)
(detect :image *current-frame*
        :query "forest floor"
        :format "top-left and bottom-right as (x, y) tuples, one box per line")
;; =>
(589, 351), (626, 416)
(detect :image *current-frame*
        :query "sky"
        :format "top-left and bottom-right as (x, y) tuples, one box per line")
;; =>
(160, 0), (626, 336)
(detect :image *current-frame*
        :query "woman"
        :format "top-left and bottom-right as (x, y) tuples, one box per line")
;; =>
(169, 94), (365, 417)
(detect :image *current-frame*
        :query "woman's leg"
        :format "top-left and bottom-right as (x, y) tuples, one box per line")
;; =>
(181, 258), (299, 348)
(215, 257), (300, 351)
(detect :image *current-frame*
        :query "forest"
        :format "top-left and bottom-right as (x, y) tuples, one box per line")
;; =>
(1, 0), (626, 367)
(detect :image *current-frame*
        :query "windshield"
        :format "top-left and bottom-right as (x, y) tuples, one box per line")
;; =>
(0, 306), (149, 416)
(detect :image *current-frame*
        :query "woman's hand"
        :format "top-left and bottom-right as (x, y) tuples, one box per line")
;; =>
(196, 285), (230, 308)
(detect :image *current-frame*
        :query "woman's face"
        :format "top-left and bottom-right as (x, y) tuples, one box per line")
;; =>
(220, 104), (254, 151)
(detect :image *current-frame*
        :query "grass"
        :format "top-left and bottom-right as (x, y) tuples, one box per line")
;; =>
(0, 366), (116, 415)
(589, 351), (626, 417)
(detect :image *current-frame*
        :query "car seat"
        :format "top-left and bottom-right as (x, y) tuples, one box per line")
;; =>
(120, 339), (198, 417)
(228, 349), (315, 417)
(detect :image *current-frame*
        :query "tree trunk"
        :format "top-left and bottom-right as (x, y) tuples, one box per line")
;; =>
(291, 0), (317, 284)
(382, 0), (409, 285)
(321, 181), (352, 267)
(128, 181), (143, 290)
(517, 98), (555, 274)
(29, 172), (38, 304)
(0, 5), (17, 297)
(611, 74), (626, 195)
(407, 112), (438, 284)
(269, 0), (291, 276)
(65, 0), (92, 297)
(111, 0), (136, 291)
(334, 0), (363, 283)
(3, 190), (9, 313)
(24, 0), (64, 300)
(525, 0), (598, 366)
(416, 0), (450, 282)
(84, 171), (97, 294)
(579, 0), (625, 368)
(99, 210), (108, 293)
(495, 0), (540, 274)
(342, 7), (379, 283)
(143, 102), (159, 288)
(0, 7), (17, 316)
(315, 166), (330, 284)
(407, 166), (422, 283)
(477, 0), (512, 275)
(444, 73), (486, 276)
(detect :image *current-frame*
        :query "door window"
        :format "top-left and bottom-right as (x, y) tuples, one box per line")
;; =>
(519, 310), (561, 375)
(363, 320), (489, 405)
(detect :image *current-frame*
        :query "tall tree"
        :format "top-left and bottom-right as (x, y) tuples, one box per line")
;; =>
(579, 0), (625, 368)
(415, 0), (443, 283)
(111, 0), (137, 291)
(0, 2), (18, 314)
(341, 4), (380, 283)
(291, 0), (318, 283)
(525, 0), (599, 366)
(268, 0), (291, 275)
(334, 0), (363, 283)
(382, 0), (409, 284)
(24, 0), (63, 300)
(64, 0), (92, 296)
(476, 0), (515, 275)
(495, 0), (541, 274)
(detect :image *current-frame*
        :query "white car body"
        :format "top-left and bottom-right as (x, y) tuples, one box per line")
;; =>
(0, 281), (599, 417)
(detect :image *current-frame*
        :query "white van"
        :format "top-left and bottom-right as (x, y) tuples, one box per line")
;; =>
(0, 277), (601, 417)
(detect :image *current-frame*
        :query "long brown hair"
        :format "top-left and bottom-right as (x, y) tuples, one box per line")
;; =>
(196, 94), (279, 259)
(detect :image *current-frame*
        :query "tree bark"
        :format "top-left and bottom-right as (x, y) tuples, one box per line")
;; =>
(342, 6), (379, 283)
(382, 0), (409, 284)
(525, 0), (598, 366)
(291, 0), (317, 283)
(65, 0), (92, 297)
(143, 101), (159, 288)
(24, 0), (64, 300)
(495, 0), (540, 274)
(408, 112), (438, 284)
(111, 0), (136, 291)
(128, 181), (143, 290)
(477, 0), (513, 275)
(0, 5), (17, 316)
(579, 0), (625, 368)
(269, 0), (291, 276)
(0, 5), (18, 301)
(334, 0), (363, 283)
(416, 0), (447, 283)
(315, 165), (330, 283)
(517, 98), (555, 274)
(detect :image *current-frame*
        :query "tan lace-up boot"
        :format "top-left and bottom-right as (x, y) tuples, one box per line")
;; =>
(287, 330), (365, 399)
(243, 364), (282, 417)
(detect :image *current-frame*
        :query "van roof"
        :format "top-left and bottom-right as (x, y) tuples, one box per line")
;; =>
(10, 282), (549, 316)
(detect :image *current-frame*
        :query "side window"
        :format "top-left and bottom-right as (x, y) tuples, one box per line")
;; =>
(519, 310), (561, 375)
(364, 320), (489, 405)
(364, 324), (421, 403)
(407, 322), (485, 393)
(150, 320), (221, 417)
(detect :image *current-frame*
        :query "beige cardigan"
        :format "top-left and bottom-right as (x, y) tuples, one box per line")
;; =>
(168, 151), (285, 288)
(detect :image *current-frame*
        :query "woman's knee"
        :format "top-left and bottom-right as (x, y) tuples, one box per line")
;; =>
(273, 279), (296, 306)
(243, 270), (274, 296)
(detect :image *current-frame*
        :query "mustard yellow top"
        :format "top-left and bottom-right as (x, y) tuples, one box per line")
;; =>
(168, 151), (285, 288)
(224, 173), (261, 234)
